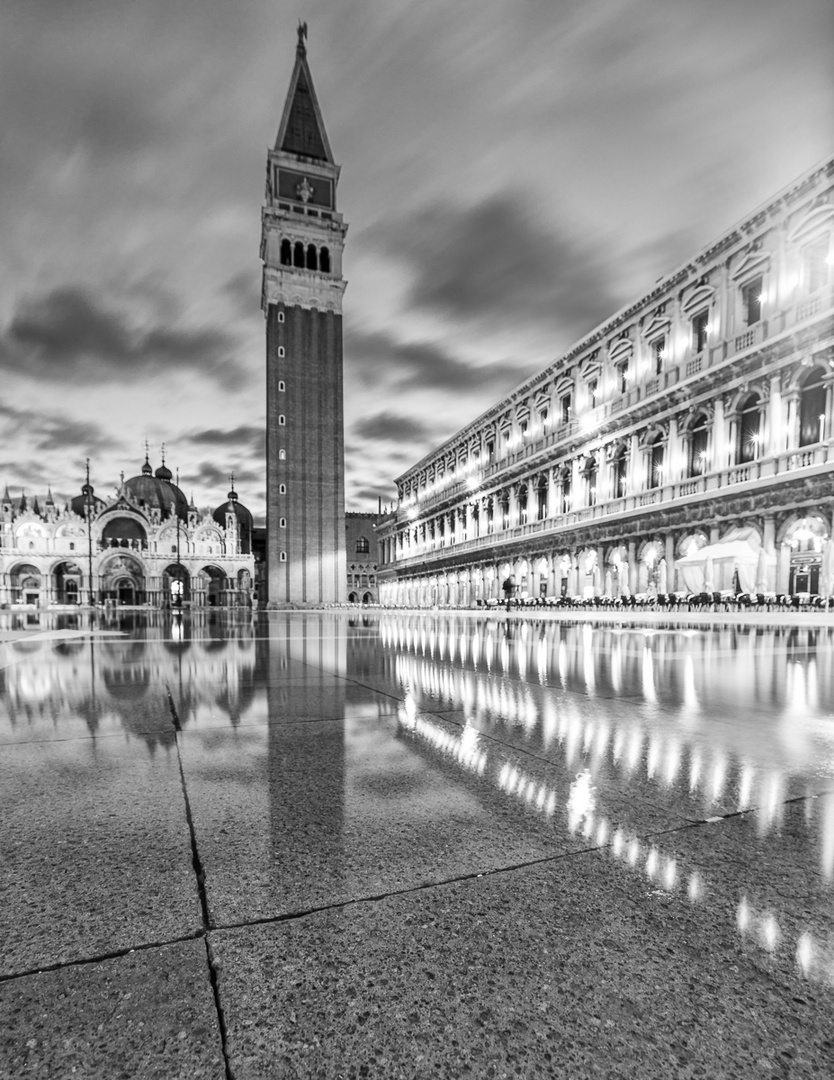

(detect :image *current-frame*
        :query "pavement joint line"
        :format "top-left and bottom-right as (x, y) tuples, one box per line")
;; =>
(206, 845), (610, 934)
(166, 685), (235, 1080)
(0, 930), (206, 984)
(205, 823), (734, 938)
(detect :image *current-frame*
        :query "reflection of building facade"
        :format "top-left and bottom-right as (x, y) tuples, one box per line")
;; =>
(378, 157), (834, 606)
(345, 512), (379, 604)
(0, 610), (262, 750)
(378, 613), (834, 871)
(0, 456), (254, 608)
(261, 27), (348, 606)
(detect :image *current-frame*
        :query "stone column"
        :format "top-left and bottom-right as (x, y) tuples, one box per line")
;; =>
(667, 415), (682, 482)
(665, 533), (676, 594)
(767, 374), (782, 454)
(777, 543), (790, 595)
(785, 392), (799, 450)
(628, 434), (641, 493)
(628, 540), (638, 594)
(713, 396), (728, 470)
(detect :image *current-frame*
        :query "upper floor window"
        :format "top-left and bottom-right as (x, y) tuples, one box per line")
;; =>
(737, 394), (762, 464)
(741, 276), (763, 326)
(499, 493), (510, 530)
(536, 477), (548, 520)
(799, 366), (826, 446)
(587, 379), (598, 409)
(538, 406), (549, 431)
(802, 236), (830, 294)
(613, 451), (628, 499)
(355, 536), (370, 554)
(560, 475), (571, 514)
(517, 485), (528, 524)
(692, 310), (709, 354)
(651, 336), (666, 375)
(486, 439), (495, 463)
(519, 418), (529, 441)
(687, 414), (710, 477)
(647, 438), (664, 489)
(280, 239), (292, 266)
(584, 461), (597, 506)
(293, 242), (305, 268)
(616, 362), (628, 394)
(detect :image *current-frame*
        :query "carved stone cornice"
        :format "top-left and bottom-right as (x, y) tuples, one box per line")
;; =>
(262, 268), (346, 313)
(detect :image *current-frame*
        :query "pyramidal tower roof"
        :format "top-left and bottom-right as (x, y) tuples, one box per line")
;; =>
(274, 22), (333, 163)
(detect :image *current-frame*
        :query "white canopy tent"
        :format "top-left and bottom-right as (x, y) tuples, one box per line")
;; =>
(676, 528), (775, 593)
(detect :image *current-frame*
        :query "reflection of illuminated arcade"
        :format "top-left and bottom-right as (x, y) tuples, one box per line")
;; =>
(377, 612), (834, 985)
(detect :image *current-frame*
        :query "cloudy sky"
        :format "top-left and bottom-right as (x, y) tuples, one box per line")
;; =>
(1, 0), (831, 522)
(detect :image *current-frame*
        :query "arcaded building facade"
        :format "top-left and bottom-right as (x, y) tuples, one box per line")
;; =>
(0, 457), (255, 609)
(345, 512), (380, 604)
(378, 156), (834, 607)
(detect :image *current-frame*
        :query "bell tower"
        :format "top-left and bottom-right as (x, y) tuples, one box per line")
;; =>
(261, 24), (347, 605)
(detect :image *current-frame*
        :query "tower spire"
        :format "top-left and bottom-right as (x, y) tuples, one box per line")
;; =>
(273, 24), (333, 162)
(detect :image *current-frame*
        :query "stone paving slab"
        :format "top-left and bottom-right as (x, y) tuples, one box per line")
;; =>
(0, 738), (202, 976)
(179, 711), (685, 927)
(211, 798), (834, 1079)
(0, 939), (224, 1080)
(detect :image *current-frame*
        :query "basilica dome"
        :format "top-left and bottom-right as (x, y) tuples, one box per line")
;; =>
(213, 485), (253, 553)
(123, 456), (188, 521)
(70, 483), (106, 518)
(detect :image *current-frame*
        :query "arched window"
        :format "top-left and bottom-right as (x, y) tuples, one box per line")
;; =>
(799, 367), (826, 446)
(560, 472), (571, 514)
(736, 394), (762, 463)
(517, 485), (528, 524)
(280, 239), (292, 266)
(647, 436), (664, 489)
(306, 244), (318, 271)
(687, 413), (709, 477)
(320, 247), (330, 273)
(582, 459), (597, 506)
(293, 242), (305, 268)
(536, 476), (548, 520)
(498, 492), (510, 530)
(613, 449), (628, 499)
(279, 449), (286, 461)
(355, 536), (369, 554)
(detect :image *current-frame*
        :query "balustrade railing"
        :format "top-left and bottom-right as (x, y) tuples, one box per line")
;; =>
(389, 441), (833, 567)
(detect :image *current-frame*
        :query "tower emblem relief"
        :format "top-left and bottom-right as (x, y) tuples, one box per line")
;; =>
(296, 177), (314, 203)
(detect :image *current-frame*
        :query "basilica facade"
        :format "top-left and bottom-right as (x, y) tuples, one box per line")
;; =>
(377, 155), (834, 607)
(1, 456), (255, 609)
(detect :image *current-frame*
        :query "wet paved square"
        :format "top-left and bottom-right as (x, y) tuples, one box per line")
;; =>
(1, 610), (833, 1077)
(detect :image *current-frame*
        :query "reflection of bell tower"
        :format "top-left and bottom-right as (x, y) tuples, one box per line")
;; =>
(261, 24), (348, 605)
